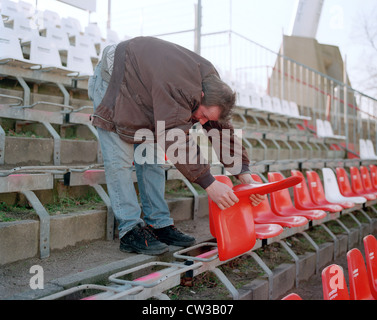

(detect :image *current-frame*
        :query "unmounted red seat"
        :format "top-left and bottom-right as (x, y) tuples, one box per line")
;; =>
(250, 174), (308, 228)
(360, 166), (377, 194)
(336, 167), (374, 201)
(347, 248), (375, 300)
(291, 170), (343, 213)
(268, 172), (327, 221)
(209, 176), (285, 243)
(363, 235), (377, 299)
(208, 175), (234, 238)
(306, 170), (355, 209)
(208, 175), (256, 261)
(208, 175), (302, 260)
(321, 264), (350, 300)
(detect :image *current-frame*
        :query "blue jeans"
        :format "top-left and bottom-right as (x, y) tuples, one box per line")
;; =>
(89, 62), (173, 238)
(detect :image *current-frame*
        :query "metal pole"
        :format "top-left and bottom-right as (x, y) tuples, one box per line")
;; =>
(107, 0), (112, 30)
(194, 0), (202, 55)
(228, 0), (232, 79)
(281, 31), (285, 100)
(344, 55), (349, 151)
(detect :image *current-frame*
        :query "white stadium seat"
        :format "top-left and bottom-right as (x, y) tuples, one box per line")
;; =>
(365, 139), (377, 159)
(323, 120), (346, 140)
(27, 35), (75, 75)
(322, 168), (366, 204)
(66, 45), (94, 78)
(0, 28), (39, 68)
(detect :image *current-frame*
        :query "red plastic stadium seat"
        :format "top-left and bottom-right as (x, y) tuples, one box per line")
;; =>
(359, 166), (377, 194)
(208, 176), (284, 245)
(347, 248), (375, 300)
(254, 223), (284, 239)
(208, 175), (256, 261)
(350, 166), (377, 199)
(281, 293), (302, 300)
(268, 172), (327, 221)
(363, 235), (377, 299)
(208, 175), (234, 239)
(250, 174), (308, 228)
(369, 165), (377, 190)
(208, 175), (300, 261)
(336, 167), (373, 200)
(336, 167), (376, 200)
(291, 170), (343, 212)
(306, 170), (355, 209)
(321, 264), (350, 300)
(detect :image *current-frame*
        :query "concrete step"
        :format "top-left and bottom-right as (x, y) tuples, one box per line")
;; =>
(3, 136), (99, 167)
(0, 194), (209, 266)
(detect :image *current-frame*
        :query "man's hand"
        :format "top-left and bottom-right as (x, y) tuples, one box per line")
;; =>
(205, 180), (239, 210)
(238, 173), (266, 206)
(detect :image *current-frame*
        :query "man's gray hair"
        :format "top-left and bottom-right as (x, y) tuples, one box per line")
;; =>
(201, 74), (236, 123)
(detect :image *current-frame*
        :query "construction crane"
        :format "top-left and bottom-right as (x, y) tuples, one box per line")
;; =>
(290, 0), (324, 39)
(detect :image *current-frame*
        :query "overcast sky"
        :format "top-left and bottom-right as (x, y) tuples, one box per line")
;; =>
(19, 0), (377, 98)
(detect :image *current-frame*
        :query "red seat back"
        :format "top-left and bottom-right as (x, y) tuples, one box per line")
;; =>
(321, 264), (350, 300)
(363, 235), (377, 299)
(350, 166), (376, 200)
(360, 166), (376, 193)
(350, 166), (367, 195)
(281, 293), (302, 300)
(306, 170), (327, 204)
(208, 175), (234, 237)
(207, 175), (256, 261)
(347, 248), (374, 300)
(268, 172), (294, 212)
(336, 167), (354, 197)
(369, 165), (377, 189)
(291, 170), (314, 209)
(249, 174), (275, 220)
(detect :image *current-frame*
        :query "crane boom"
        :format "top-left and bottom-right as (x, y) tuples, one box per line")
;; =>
(291, 0), (324, 38)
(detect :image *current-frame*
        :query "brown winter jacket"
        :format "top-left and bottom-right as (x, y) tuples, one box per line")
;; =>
(92, 36), (250, 189)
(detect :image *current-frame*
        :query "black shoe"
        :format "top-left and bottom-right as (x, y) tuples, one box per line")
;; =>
(150, 225), (196, 247)
(120, 224), (169, 255)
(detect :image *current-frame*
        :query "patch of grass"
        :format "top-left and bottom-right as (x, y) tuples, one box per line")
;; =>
(167, 271), (228, 300)
(219, 256), (264, 288)
(287, 233), (316, 254)
(305, 225), (333, 245)
(6, 129), (43, 138)
(339, 213), (359, 229)
(256, 242), (293, 269)
(0, 202), (37, 222)
(165, 180), (206, 197)
(0, 211), (18, 222)
(365, 206), (377, 218)
(0, 193), (104, 222)
(326, 220), (346, 235)
(45, 193), (104, 215)
(353, 211), (371, 224)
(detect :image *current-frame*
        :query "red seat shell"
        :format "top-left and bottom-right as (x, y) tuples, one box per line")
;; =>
(347, 248), (375, 300)
(363, 235), (377, 300)
(268, 172), (327, 221)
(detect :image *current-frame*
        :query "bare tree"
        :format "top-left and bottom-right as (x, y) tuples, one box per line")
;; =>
(351, 5), (377, 98)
